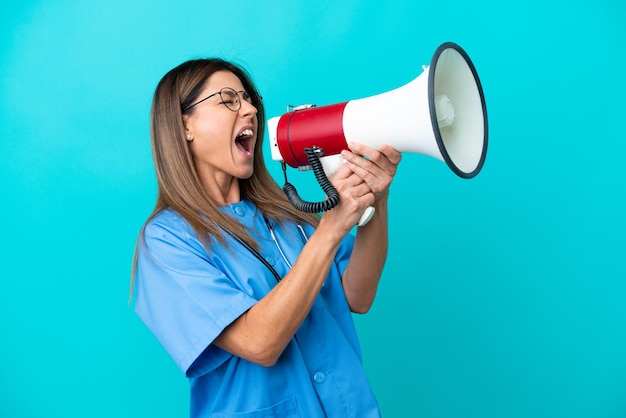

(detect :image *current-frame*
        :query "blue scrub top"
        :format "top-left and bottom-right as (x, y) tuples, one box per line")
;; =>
(134, 200), (381, 417)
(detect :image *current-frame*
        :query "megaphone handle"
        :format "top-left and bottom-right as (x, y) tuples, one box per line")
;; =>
(320, 155), (375, 227)
(358, 206), (376, 226)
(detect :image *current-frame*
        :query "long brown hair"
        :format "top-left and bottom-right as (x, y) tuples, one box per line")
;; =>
(130, 58), (319, 298)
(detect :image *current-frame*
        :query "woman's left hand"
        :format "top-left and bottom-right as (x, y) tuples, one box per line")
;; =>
(340, 142), (402, 201)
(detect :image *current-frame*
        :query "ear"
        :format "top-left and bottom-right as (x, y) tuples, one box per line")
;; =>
(182, 116), (193, 142)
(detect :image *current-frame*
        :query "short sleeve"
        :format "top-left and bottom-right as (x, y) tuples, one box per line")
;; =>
(133, 211), (257, 377)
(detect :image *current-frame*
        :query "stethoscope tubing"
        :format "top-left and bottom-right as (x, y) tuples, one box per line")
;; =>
(222, 217), (309, 282)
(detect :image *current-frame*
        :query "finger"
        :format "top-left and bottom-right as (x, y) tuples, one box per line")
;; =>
(341, 149), (389, 183)
(332, 172), (368, 197)
(328, 161), (353, 181)
(345, 180), (373, 198)
(343, 160), (388, 194)
(344, 143), (399, 175)
(339, 152), (395, 199)
(337, 186), (376, 214)
(378, 144), (402, 166)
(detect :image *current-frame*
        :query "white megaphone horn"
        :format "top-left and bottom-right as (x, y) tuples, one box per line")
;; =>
(267, 42), (488, 225)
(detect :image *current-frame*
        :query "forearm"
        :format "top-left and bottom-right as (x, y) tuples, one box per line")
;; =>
(342, 195), (389, 313)
(214, 224), (343, 366)
(337, 143), (398, 313)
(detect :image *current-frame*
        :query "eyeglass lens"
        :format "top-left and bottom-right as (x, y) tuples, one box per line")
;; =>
(219, 88), (252, 112)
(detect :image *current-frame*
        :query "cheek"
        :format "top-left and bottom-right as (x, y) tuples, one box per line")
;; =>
(189, 124), (231, 159)
(193, 118), (231, 148)
(194, 114), (220, 137)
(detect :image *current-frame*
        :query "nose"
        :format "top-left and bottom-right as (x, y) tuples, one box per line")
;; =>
(239, 98), (258, 117)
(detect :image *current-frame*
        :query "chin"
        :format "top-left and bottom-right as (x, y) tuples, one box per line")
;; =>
(239, 169), (254, 180)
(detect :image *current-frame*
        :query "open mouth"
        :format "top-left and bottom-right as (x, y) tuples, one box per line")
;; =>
(235, 129), (254, 154)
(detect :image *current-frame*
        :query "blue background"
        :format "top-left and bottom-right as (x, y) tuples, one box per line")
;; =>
(1, 1), (624, 417)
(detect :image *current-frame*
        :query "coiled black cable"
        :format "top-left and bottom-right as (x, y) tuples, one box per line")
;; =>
(282, 147), (340, 213)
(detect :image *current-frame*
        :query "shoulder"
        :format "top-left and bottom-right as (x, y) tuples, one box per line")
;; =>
(140, 208), (208, 258)
(144, 208), (192, 240)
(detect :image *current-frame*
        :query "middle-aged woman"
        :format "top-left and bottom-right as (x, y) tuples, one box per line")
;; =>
(132, 58), (402, 417)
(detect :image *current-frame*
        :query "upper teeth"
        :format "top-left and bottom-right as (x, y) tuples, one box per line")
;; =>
(240, 129), (253, 137)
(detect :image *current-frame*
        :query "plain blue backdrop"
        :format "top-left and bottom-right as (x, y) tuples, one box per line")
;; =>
(1, 1), (624, 417)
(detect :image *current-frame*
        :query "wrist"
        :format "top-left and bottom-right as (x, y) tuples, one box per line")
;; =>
(316, 216), (350, 244)
(374, 191), (389, 209)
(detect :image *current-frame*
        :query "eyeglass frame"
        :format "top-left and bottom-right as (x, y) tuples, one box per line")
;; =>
(182, 87), (254, 113)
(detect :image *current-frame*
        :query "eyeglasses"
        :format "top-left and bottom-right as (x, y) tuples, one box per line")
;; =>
(183, 87), (253, 112)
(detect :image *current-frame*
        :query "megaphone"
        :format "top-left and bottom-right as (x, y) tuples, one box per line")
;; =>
(267, 42), (488, 225)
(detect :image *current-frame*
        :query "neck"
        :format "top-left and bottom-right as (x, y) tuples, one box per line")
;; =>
(201, 174), (242, 206)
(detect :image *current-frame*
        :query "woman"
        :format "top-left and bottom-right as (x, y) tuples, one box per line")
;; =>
(132, 58), (401, 417)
